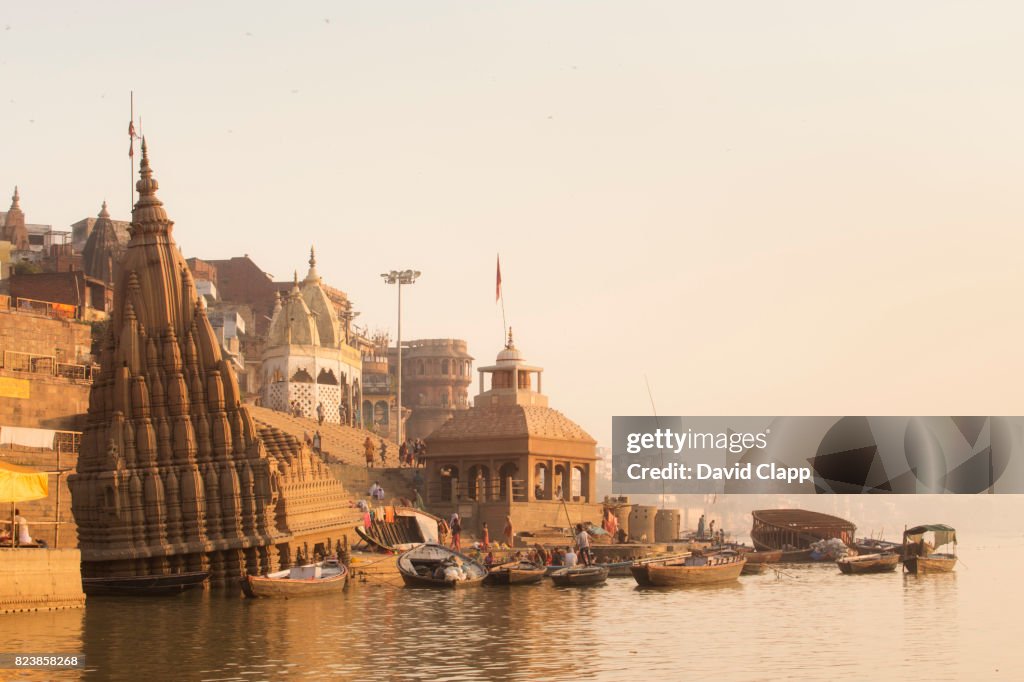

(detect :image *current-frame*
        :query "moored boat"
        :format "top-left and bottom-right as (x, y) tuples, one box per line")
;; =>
(836, 552), (899, 575)
(629, 553), (694, 587)
(242, 559), (348, 598)
(750, 509), (856, 562)
(397, 543), (488, 588)
(485, 561), (546, 585)
(355, 506), (443, 552)
(82, 571), (210, 596)
(550, 566), (608, 587)
(902, 525), (957, 575)
(646, 555), (746, 586)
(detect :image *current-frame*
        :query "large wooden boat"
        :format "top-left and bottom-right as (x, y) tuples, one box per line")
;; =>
(836, 552), (899, 575)
(82, 571), (209, 596)
(550, 566), (608, 587)
(397, 543), (488, 588)
(902, 525), (957, 574)
(485, 561), (546, 585)
(355, 506), (442, 552)
(646, 555), (746, 587)
(750, 509), (856, 562)
(242, 559), (348, 598)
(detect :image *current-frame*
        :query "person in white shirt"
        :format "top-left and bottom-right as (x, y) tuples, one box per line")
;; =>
(15, 509), (32, 546)
(575, 524), (593, 566)
(563, 547), (578, 568)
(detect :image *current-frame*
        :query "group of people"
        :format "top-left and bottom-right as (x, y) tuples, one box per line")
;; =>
(533, 483), (564, 500)
(362, 436), (428, 468)
(286, 400), (357, 427)
(696, 514), (726, 544)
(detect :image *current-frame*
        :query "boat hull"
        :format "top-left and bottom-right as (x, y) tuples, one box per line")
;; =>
(485, 564), (546, 586)
(397, 543), (488, 588)
(903, 554), (957, 574)
(82, 571), (209, 596)
(837, 553), (899, 575)
(743, 550), (783, 564)
(244, 571), (347, 598)
(647, 558), (745, 586)
(400, 573), (485, 589)
(550, 567), (608, 587)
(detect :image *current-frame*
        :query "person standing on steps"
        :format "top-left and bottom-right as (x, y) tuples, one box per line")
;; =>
(316, 402), (325, 425)
(379, 438), (388, 467)
(363, 436), (375, 468)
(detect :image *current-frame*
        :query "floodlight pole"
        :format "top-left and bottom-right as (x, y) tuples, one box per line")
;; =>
(381, 269), (421, 446)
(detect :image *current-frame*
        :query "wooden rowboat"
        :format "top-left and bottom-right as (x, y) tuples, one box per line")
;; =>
(646, 555), (746, 586)
(83, 570), (209, 596)
(837, 552), (899, 574)
(397, 543), (487, 588)
(485, 562), (546, 585)
(242, 559), (347, 598)
(550, 566), (608, 587)
(629, 553), (694, 587)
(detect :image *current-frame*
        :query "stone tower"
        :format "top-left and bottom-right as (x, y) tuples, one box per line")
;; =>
(70, 141), (356, 584)
(81, 200), (125, 285)
(2, 186), (30, 250)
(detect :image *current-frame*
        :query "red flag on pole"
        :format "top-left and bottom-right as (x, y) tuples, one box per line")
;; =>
(128, 120), (136, 157)
(496, 255), (502, 303)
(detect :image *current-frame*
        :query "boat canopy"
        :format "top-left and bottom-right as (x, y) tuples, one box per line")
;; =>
(903, 524), (957, 549)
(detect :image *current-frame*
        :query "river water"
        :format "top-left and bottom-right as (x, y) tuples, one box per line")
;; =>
(5, 534), (1023, 681)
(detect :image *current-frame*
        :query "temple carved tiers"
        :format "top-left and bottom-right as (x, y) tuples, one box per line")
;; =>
(69, 140), (354, 583)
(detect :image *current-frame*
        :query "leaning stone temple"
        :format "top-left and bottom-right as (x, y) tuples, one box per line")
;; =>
(69, 141), (357, 584)
(423, 330), (601, 536)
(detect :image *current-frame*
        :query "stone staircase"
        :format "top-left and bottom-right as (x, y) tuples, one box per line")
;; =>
(248, 405), (416, 500)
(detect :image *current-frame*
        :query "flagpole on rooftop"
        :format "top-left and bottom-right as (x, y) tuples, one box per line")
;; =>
(497, 254), (508, 343)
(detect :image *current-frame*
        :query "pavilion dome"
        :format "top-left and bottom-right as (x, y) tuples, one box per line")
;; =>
(266, 273), (320, 347)
(299, 246), (340, 348)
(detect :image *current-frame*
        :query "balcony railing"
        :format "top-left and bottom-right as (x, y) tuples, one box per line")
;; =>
(2, 350), (93, 382)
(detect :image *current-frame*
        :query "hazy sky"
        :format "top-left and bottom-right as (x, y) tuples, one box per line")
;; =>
(3, 2), (1024, 446)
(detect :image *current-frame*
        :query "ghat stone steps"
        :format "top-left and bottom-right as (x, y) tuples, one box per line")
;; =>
(247, 405), (416, 500)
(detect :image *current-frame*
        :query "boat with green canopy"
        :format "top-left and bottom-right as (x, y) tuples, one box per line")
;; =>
(902, 524), (957, 574)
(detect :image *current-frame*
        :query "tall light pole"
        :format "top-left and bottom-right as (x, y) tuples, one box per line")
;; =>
(381, 269), (420, 445)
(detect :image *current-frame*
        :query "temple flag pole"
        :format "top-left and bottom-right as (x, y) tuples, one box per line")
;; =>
(496, 254), (507, 342)
(128, 92), (136, 215)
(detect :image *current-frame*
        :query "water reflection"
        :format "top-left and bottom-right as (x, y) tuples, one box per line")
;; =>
(3, 542), (1020, 681)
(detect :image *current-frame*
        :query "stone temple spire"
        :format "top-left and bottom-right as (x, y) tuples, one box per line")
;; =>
(305, 245), (320, 283)
(99, 200), (110, 218)
(70, 140), (352, 586)
(131, 138), (172, 237)
(3, 185), (29, 250)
